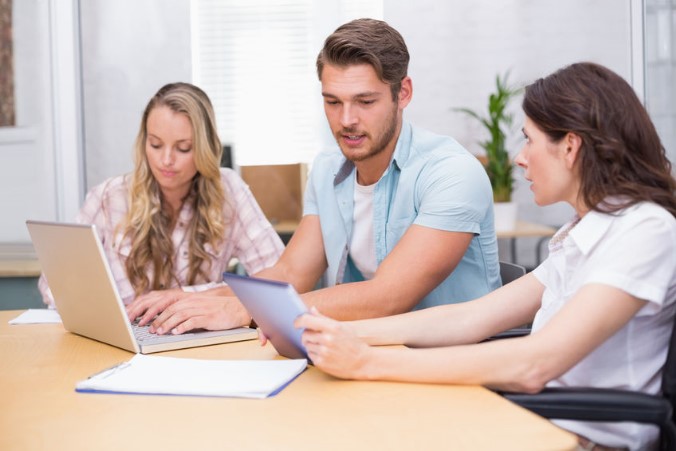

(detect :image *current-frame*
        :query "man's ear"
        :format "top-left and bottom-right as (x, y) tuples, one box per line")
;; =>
(397, 76), (413, 109)
(564, 132), (582, 169)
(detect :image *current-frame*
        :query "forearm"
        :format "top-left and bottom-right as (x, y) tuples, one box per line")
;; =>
(350, 296), (528, 348)
(360, 337), (555, 393)
(251, 215), (327, 293)
(302, 279), (420, 321)
(253, 265), (316, 293)
(297, 227), (485, 321)
(333, 278), (541, 344)
(349, 303), (486, 347)
(359, 285), (648, 391)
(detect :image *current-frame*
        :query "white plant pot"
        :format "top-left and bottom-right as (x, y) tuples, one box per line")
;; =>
(494, 201), (518, 233)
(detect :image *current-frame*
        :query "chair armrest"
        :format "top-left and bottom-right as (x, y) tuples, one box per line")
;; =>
(503, 387), (673, 425)
(483, 327), (531, 342)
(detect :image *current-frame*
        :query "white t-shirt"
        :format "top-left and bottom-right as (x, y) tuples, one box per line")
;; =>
(532, 201), (676, 450)
(350, 181), (377, 279)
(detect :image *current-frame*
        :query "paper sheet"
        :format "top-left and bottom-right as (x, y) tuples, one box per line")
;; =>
(76, 354), (307, 398)
(9, 309), (62, 324)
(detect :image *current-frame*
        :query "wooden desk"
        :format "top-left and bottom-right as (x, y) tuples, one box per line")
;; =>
(496, 221), (557, 266)
(496, 220), (557, 239)
(0, 310), (577, 450)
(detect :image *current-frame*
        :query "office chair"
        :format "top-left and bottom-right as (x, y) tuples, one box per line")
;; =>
(499, 261), (527, 285)
(483, 262), (531, 341)
(502, 311), (676, 450)
(495, 263), (676, 448)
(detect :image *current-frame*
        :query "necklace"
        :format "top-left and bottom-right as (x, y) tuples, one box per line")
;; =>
(549, 216), (582, 248)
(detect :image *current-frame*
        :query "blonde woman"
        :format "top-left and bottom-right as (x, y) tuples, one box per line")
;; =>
(39, 83), (283, 331)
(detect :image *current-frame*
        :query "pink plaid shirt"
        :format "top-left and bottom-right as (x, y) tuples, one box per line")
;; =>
(39, 169), (284, 306)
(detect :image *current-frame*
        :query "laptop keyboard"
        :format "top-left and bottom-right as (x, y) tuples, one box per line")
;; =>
(132, 322), (239, 344)
(132, 323), (190, 344)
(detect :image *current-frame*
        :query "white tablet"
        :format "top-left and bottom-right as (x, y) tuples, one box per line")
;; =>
(223, 273), (309, 361)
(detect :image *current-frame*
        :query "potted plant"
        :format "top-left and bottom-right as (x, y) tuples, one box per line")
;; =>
(456, 72), (521, 231)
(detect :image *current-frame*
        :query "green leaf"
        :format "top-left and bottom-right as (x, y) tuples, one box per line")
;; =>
(453, 72), (522, 200)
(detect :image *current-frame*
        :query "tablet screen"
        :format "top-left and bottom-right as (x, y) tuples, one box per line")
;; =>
(223, 273), (309, 361)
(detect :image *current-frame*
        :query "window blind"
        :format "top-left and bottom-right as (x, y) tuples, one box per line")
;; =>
(192, 0), (382, 166)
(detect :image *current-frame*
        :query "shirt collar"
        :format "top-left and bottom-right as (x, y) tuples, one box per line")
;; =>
(568, 209), (615, 255)
(334, 159), (355, 186)
(391, 121), (412, 170)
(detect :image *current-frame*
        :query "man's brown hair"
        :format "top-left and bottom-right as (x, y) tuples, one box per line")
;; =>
(316, 18), (409, 100)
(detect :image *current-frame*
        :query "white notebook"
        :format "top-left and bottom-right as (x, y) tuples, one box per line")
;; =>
(76, 354), (307, 398)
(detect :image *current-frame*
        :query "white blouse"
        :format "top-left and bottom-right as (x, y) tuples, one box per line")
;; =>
(532, 201), (676, 450)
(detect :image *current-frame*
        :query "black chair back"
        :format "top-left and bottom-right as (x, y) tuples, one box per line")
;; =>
(499, 261), (526, 285)
(502, 302), (676, 450)
(661, 309), (676, 421)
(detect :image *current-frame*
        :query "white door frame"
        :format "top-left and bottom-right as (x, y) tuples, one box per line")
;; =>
(630, 0), (645, 103)
(48, 0), (84, 221)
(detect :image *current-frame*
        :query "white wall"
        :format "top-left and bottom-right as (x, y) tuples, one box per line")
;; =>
(386, 0), (632, 226)
(1, 0), (641, 257)
(80, 0), (192, 191)
(384, 0), (634, 266)
(0, 0), (191, 243)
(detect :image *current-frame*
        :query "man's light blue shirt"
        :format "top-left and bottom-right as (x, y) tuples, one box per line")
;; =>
(304, 121), (501, 309)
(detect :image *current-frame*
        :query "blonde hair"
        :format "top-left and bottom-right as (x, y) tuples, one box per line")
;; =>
(124, 82), (227, 295)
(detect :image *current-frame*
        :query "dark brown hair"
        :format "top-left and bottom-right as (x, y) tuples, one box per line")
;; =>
(523, 62), (676, 217)
(316, 18), (409, 100)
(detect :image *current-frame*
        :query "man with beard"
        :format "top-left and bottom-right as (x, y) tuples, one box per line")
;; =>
(127, 18), (500, 334)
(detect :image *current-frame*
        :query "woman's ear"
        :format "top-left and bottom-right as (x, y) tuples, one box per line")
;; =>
(564, 132), (582, 169)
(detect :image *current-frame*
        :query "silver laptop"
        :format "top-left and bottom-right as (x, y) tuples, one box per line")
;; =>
(26, 220), (257, 353)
